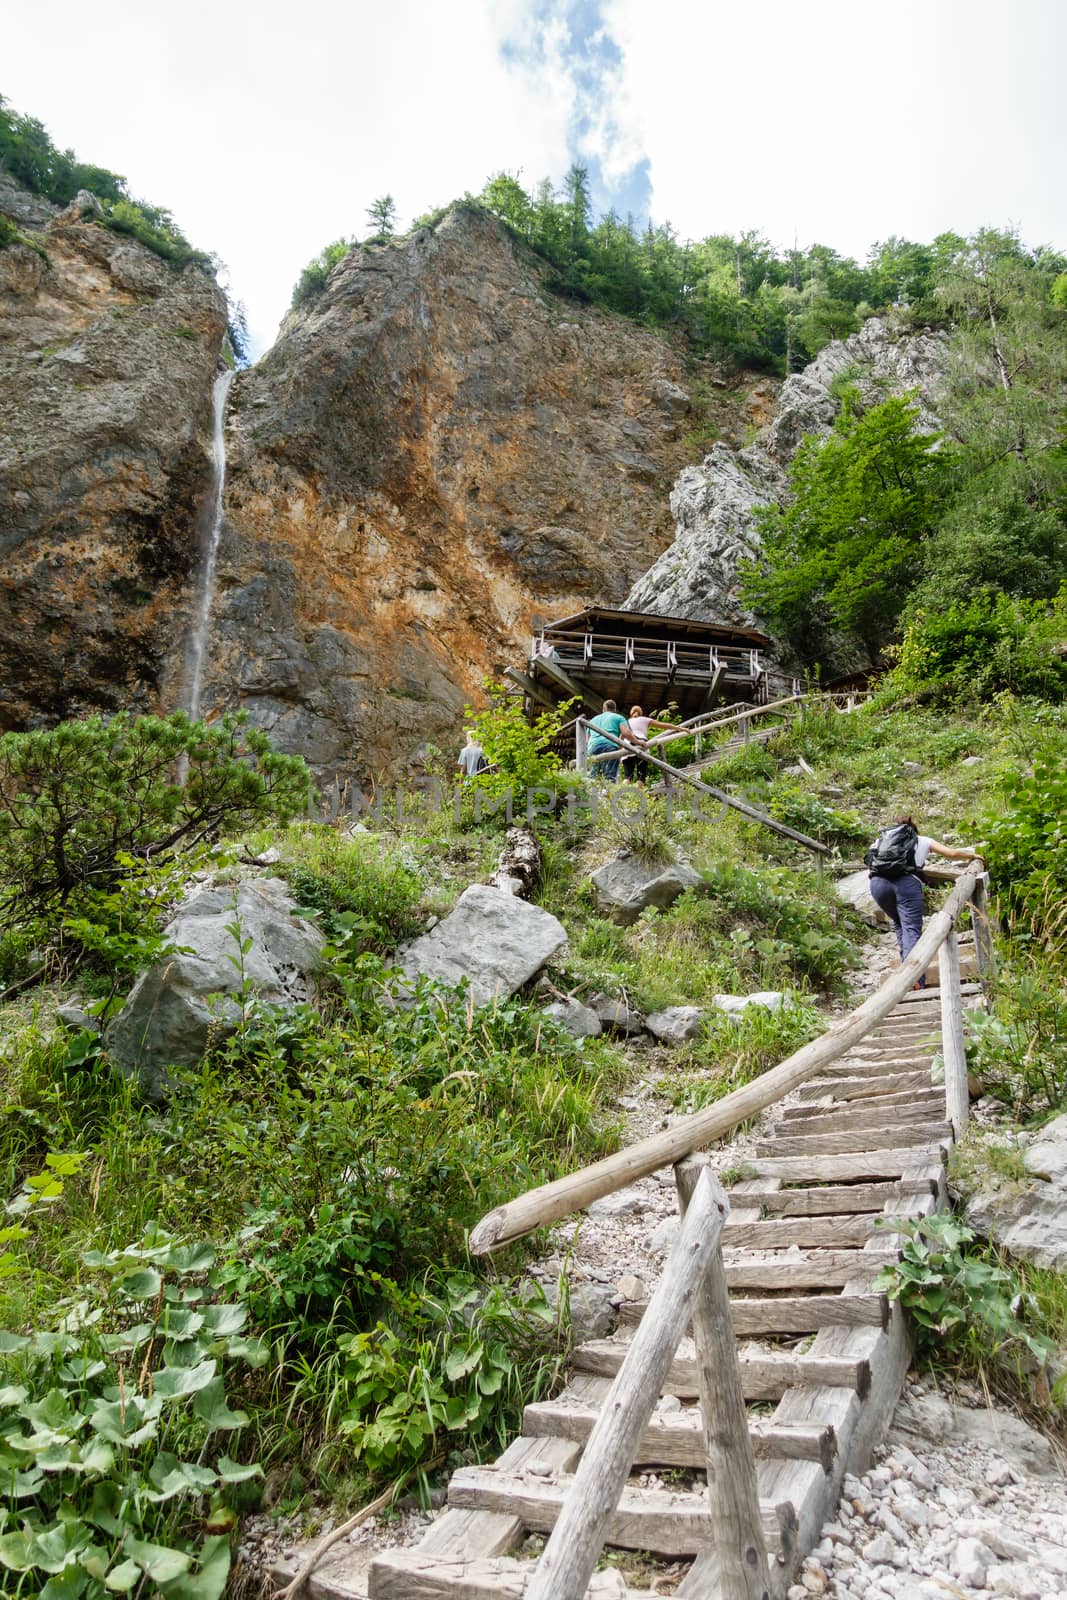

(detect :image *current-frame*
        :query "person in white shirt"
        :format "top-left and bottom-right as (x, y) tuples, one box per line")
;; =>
(622, 704), (675, 782)
(457, 731), (487, 778)
(867, 815), (984, 983)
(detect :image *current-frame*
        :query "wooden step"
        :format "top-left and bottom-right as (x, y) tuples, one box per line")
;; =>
(797, 1071), (932, 1103)
(620, 1292), (889, 1335)
(369, 1550), (642, 1599)
(756, 1122), (951, 1158)
(778, 1094), (944, 1130)
(746, 1144), (948, 1183)
(732, 1178), (936, 1215)
(723, 1213), (883, 1249)
(523, 1377), (837, 1472)
(571, 1338), (872, 1400)
(722, 1246), (897, 1289)
(446, 1466), (798, 1562)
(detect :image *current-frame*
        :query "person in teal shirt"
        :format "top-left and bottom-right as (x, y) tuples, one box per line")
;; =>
(586, 699), (633, 781)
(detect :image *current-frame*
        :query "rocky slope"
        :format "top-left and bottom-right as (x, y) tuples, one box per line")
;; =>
(0, 174), (227, 729)
(203, 205), (696, 780)
(624, 317), (952, 640)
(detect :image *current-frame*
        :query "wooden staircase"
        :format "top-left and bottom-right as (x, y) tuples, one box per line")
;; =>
(360, 981), (982, 1600)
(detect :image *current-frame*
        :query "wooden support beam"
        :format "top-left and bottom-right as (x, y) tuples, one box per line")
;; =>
(522, 1166), (729, 1600)
(533, 654), (602, 714)
(939, 928), (969, 1138)
(676, 1156), (772, 1600)
(502, 665), (559, 711)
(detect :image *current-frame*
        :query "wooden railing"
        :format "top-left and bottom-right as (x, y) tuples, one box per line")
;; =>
(574, 715), (830, 856)
(468, 868), (992, 1596)
(534, 629), (763, 682)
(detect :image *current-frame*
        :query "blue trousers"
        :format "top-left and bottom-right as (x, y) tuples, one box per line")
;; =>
(589, 744), (620, 780)
(869, 873), (926, 963)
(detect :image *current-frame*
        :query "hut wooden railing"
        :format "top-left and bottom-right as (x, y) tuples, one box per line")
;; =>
(534, 629), (763, 683)
(468, 868), (992, 1598)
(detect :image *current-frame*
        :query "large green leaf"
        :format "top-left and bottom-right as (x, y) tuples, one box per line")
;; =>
(159, 1536), (230, 1600)
(162, 1242), (215, 1274)
(153, 1360), (217, 1400)
(200, 1304), (246, 1337)
(118, 1267), (162, 1300)
(216, 1455), (263, 1484)
(40, 1568), (89, 1599)
(0, 1384), (28, 1406)
(103, 1557), (141, 1592)
(0, 1527), (35, 1571)
(28, 1518), (91, 1574)
(148, 1451), (218, 1500)
(87, 1395), (161, 1448)
(122, 1535), (193, 1584)
(192, 1377), (248, 1432)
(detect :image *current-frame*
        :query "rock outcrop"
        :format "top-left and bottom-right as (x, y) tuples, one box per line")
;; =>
(202, 205), (695, 780)
(624, 317), (952, 635)
(397, 883), (567, 1006)
(105, 877), (325, 1099)
(0, 172), (227, 730)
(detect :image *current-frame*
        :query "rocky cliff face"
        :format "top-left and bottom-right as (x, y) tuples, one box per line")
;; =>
(624, 317), (952, 636)
(0, 175), (227, 729)
(199, 205), (694, 780)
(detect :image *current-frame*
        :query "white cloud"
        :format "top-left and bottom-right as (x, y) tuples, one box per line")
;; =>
(3, 0), (1064, 355)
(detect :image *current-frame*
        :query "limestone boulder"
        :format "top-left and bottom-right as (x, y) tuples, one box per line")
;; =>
(105, 878), (325, 1100)
(590, 856), (702, 926)
(645, 1006), (704, 1047)
(711, 991), (789, 1016)
(397, 884), (567, 1007)
(542, 997), (602, 1039)
(836, 868), (888, 927)
(965, 1113), (1067, 1269)
(591, 995), (645, 1035)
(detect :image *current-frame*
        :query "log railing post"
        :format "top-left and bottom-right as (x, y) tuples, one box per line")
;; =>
(675, 1157), (771, 1600)
(970, 873), (996, 991)
(524, 1168), (728, 1600)
(576, 716), (588, 774)
(938, 927), (969, 1138)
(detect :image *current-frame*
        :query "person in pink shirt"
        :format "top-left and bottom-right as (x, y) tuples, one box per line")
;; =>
(622, 704), (676, 782)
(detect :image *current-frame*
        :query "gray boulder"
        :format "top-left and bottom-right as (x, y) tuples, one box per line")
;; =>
(542, 997), (602, 1039)
(711, 991), (789, 1015)
(592, 995), (645, 1035)
(590, 856), (702, 926)
(105, 878), (325, 1099)
(397, 884), (567, 1007)
(836, 868), (887, 927)
(890, 1392), (1057, 1478)
(965, 1114), (1067, 1269)
(645, 1006), (704, 1046)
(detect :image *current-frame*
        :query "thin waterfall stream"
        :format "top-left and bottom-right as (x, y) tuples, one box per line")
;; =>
(183, 367), (234, 720)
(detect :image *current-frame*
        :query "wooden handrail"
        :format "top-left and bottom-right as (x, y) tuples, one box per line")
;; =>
(469, 868), (982, 1253)
(576, 718), (829, 856)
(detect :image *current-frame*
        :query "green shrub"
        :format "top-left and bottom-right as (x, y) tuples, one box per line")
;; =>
(0, 714), (311, 969)
(891, 591), (1067, 703)
(279, 827), (423, 947)
(875, 1212), (1052, 1371)
(965, 954), (1067, 1117)
(290, 238), (354, 308)
(982, 752), (1067, 933)
(466, 686), (576, 799)
(0, 1225), (264, 1600)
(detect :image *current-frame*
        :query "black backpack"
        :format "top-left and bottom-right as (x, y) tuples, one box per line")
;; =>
(865, 823), (919, 880)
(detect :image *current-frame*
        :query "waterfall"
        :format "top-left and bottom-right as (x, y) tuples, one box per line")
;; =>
(183, 368), (235, 721)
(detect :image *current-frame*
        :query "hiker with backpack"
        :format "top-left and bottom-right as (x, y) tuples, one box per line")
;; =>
(866, 816), (984, 981)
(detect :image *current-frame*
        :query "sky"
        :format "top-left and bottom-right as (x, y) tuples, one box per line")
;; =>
(5, 0), (1066, 357)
